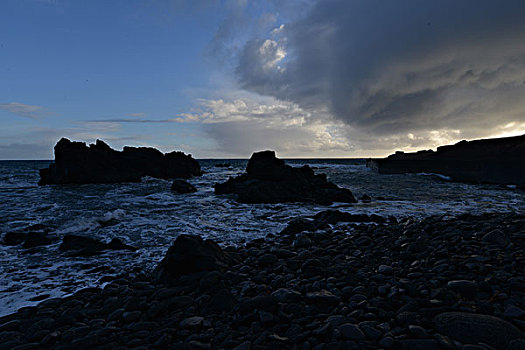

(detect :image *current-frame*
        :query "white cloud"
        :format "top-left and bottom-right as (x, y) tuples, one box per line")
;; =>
(0, 102), (48, 119)
(232, 0), (525, 153)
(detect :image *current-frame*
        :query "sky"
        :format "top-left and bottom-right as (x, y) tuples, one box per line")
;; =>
(1, 0), (525, 159)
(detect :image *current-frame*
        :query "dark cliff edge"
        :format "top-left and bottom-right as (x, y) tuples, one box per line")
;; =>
(366, 134), (525, 186)
(38, 138), (202, 185)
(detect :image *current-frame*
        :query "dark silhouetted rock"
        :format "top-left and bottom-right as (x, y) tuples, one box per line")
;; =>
(214, 151), (356, 204)
(171, 179), (197, 194)
(39, 138), (202, 185)
(59, 234), (136, 256)
(3, 232), (26, 246)
(22, 232), (52, 248)
(367, 134), (525, 185)
(359, 194), (372, 202)
(154, 235), (229, 284)
(434, 312), (525, 349)
(482, 229), (511, 247)
(280, 210), (385, 235)
(98, 218), (119, 228)
(107, 238), (138, 252)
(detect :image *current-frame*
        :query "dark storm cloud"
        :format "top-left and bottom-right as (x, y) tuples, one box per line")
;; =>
(236, 0), (525, 137)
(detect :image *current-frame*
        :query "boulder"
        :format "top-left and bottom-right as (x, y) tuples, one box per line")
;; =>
(171, 179), (197, 194)
(434, 312), (525, 349)
(39, 138), (202, 185)
(59, 235), (137, 256)
(154, 235), (229, 284)
(3, 232), (26, 246)
(214, 151), (356, 204)
(22, 232), (52, 248)
(280, 210), (385, 235)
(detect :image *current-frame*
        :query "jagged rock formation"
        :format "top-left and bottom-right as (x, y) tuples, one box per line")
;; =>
(367, 134), (525, 185)
(214, 150), (356, 204)
(38, 138), (201, 185)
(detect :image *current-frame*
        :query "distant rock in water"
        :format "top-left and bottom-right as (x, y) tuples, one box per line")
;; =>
(38, 138), (202, 185)
(171, 179), (197, 194)
(214, 150), (356, 204)
(59, 234), (137, 256)
(367, 134), (525, 185)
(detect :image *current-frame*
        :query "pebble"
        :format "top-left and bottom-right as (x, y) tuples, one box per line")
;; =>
(377, 265), (393, 275)
(179, 316), (204, 329)
(2, 213), (524, 350)
(338, 323), (365, 340)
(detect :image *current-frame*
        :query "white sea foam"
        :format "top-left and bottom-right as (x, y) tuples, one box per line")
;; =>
(0, 159), (524, 316)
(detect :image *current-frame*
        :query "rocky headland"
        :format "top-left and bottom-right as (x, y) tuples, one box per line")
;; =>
(38, 138), (202, 185)
(214, 151), (356, 204)
(367, 134), (525, 186)
(1, 212), (524, 350)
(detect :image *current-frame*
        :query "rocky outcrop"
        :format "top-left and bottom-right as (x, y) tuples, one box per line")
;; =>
(367, 134), (525, 185)
(59, 234), (137, 256)
(154, 235), (229, 284)
(38, 138), (202, 185)
(3, 223), (54, 248)
(214, 151), (356, 204)
(280, 210), (387, 235)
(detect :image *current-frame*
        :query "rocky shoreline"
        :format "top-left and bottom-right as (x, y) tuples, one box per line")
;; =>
(1, 212), (524, 350)
(367, 134), (525, 186)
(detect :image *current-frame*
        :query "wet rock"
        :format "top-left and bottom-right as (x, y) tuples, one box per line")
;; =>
(281, 218), (317, 235)
(377, 265), (393, 275)
(482, 229), (510, 247)
(338, 323), (365, 340)
(282, 210), (386, 237)
(179, 316), (204, 329)
(294, 233), (312, 249)
(434, 312), (525, 349)
(379, 336), (394, 349)
(359, 194), (372, 202)
(306, 290), (340, 306)
(258, 253), (278, 266)
(154, 235), (228, 283)
(504, 304), (525, 319)
(22, 232), (52, 248)
(400, 339), (439, 350)
(214, 150), (356, 204)
(208, 288), (236, 313)
(271, 288), (302, 303)
(107, 238), (137, 252)
(408, 325), (428, 338)
(171, 179), (197, 194)
(98, 217), (119, 228)
(59, 235), (136, 256)
(2, 232), (26, 246)
(38, 138), (201, 185)
(447, 280), (477, 298)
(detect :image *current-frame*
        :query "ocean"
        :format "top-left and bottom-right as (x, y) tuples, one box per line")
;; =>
(0, 159), (523, 316)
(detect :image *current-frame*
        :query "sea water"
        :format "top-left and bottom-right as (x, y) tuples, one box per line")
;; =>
(0, 159), (523, 316)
